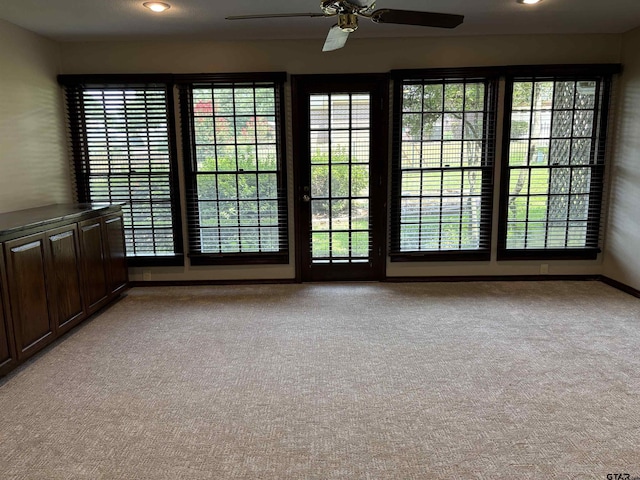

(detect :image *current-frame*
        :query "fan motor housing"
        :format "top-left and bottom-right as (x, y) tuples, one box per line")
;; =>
(338, 14), (358, 32)
(321, 0), (374, 16)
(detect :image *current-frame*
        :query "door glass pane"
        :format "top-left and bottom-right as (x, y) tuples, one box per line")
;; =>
(309, 93), (371, 263)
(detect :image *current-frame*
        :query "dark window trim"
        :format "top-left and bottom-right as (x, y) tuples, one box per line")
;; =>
(173, 72), (287, 85)
(58, 72), (288, 86)
(497, 248), (601, 261)
(60, 76), (185, 267)
(496, 70), (614, 260)
(165, 85), (186, 264)
(178, 72), (289, 265)
(389, 69), (500, 261)
(501, 64), (622, 78)
(390, 251), (491, 262)
(390, 64), (622, 81)
(391, 66), (505, 80)
(128, 255), (186, 267)
(189, 253), (290, 266)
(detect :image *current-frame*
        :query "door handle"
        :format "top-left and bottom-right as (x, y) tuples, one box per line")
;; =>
(302, 194), (311, 202)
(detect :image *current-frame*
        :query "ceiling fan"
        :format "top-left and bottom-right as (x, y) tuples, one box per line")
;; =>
(226, 0), (464, 52)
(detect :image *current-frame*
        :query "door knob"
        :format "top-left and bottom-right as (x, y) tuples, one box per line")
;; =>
(302, 194), (311, 202)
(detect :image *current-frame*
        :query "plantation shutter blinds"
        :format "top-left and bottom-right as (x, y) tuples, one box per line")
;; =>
(177, 73), (289, 264)
(499, 72), (613, 259)
(62, 80), (183, 266)
(390, 72), (498, 261)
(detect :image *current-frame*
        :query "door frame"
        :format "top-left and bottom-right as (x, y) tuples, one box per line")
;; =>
(291, 74), (389, 282)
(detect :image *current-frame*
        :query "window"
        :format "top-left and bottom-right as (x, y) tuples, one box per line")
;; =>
(61, 77), (183, 266)
(390, 71), (498, 260)
(178, 73), (288, 265)
(499, 70), (613, 259)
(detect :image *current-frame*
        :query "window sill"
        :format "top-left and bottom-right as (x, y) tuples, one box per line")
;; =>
(390, 251), (491, 262)
(496, 248), (600, 261)
(189, 253), (290, 266)
(127, 255), (185, 267)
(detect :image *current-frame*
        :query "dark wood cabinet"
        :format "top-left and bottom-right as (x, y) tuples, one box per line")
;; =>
(0, 204), (128, 374)
(103, 213), (128, 296)
(46, 225), (85, 334)
(79, 218), (110, 314)
(0, 252), (17, 376)
(5, 233), (55, 359)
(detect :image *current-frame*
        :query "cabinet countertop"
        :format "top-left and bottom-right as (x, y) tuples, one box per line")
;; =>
(0, 204), (121, 242)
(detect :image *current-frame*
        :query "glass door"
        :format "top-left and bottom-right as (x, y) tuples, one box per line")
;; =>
(293, 75), (388, 281)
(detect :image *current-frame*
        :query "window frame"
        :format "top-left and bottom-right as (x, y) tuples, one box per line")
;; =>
(58, 74), (184, 267)
(59, 65), (621, 271)
(497, 65), (618, 260)
(176, 72), (289, 266)
(389, 68), (500, 262)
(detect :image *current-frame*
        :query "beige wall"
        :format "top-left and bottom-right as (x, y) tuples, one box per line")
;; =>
(603, 27), (640, 291)
(0, 19), (70, 214)
(58, 34), (624, 281)
(59, 34), (622, 74)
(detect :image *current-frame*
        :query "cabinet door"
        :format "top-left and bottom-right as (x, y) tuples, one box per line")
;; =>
(0, 250), (17, 374)
(78, 219), (109, 314)
(5, 234), (55, 359)
(103, 213), (128, 295)
(46, 225), (86, 333)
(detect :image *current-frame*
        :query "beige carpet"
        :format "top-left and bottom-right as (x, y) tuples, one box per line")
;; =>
(1, 281), (639, 479)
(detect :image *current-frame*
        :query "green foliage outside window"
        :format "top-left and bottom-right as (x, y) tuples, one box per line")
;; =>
(397, 81), (489, 252)
(192, 94), (282, 253)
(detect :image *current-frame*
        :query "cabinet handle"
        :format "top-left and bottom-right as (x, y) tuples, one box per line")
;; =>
(50, 231), (73, 242)
(11, 241), (41, 253)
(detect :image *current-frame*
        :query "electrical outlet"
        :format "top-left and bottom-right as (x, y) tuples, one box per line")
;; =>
(540, 264), (549, 274)
(143, 270), (152, 281)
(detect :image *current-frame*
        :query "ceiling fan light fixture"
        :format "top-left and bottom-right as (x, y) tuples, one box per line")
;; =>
(517, 0), (542, 4)
(143, 2), (171, 13)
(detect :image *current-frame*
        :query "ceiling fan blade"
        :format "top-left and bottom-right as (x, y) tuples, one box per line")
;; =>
(322, 24), (350, 52)
(370, 9), (464, 29)
(226, 13), (327, 20)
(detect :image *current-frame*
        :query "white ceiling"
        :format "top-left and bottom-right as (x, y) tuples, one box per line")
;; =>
(1, 0), (639, 42)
